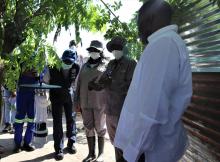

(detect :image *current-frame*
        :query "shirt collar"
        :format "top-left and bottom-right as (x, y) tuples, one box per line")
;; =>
(148, 25), (178, 43)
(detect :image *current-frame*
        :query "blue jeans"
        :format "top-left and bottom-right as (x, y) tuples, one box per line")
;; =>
(3, 98), (16, 124)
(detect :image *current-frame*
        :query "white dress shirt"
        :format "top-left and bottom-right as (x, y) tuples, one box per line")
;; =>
(114, 25), (192, 162)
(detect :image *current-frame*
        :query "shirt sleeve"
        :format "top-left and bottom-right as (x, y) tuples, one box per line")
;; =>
(121, 38), (180, 162)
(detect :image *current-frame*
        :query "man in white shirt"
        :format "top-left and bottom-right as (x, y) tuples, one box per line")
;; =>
(114, 0), (192, 162)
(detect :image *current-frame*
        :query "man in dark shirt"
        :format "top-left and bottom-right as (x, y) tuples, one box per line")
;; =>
(44, 50), (80, 160)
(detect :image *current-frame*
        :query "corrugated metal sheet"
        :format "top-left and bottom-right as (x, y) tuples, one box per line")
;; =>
(175, 0), (220, 161)
(178, 0), (220, 72)
(182, 73), (220, 162)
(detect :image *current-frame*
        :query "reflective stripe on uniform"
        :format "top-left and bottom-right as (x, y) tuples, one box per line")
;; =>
(14, 118), (25, 123)
(14, 118), (34, 123)
(26, 117), (34, 123)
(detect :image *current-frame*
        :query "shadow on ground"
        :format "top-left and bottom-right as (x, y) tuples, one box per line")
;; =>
(0, 133), (54, 159)
(19, 152), (55, 162)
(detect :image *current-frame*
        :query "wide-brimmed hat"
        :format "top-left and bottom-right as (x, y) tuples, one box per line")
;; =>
(106, 36), (126, 52)
(86, 40), (103, 52)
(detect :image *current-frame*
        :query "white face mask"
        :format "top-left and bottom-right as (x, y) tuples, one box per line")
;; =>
(112, 50), (123, 60)
(62, 62), (72, 70)
(90, 52), (100, 60)
(70, 45), (77, 51)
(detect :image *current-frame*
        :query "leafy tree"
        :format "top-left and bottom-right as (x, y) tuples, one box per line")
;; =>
(0, 0), (112, 87)
(0, 0), (113, 121)
(104, 9), (144, 60)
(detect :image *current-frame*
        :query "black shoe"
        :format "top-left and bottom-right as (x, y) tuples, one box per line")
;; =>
(2, 123), (12, 133)
(55, 150), (64, 161)
(13, 145), (22, 153)
(67, 140), (77, 154)
(67, 144), (77, 154)
(22, 143), (35, 152)
(82, 154), (96, 162)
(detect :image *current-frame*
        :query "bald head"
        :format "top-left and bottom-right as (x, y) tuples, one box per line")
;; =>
(137, 0), (173, 44)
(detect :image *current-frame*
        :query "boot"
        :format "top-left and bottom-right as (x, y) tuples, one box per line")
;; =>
(96, 137), (104, 162)
(82, 136), (96, 162)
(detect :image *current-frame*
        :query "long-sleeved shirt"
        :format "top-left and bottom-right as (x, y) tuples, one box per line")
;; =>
(97, 56), (136, 116)
(75, 59), (108, 109)
(114, 25), (192, 162)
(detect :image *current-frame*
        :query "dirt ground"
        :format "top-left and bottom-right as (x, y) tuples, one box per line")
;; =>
(0, 113), (115, 162)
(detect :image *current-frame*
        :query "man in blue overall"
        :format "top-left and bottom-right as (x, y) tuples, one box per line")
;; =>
(14, 67), (38, 153)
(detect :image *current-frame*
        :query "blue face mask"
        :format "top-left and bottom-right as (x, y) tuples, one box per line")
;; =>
(62, 62), (72, 70)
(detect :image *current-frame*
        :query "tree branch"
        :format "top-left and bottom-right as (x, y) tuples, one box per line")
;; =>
(99, 0), (123, 25)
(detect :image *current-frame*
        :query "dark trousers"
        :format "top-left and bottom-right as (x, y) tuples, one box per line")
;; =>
(115, 147), (145, 162)
(51, 97), (76, 152)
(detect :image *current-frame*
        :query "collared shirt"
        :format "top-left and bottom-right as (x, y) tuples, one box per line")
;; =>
(75, 59), (109, 109)
(103, 56), (136, 116)
(114, 25), (192, 162)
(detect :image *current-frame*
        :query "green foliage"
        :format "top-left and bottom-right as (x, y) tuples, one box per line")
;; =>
(104, 15), (144, 60)
(0, 0), (113, 90)
(208, 0), (220, 6)
(3, 57), (20, 90)
(111, 1), (123, 11)
(105, 0), (220, 61)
